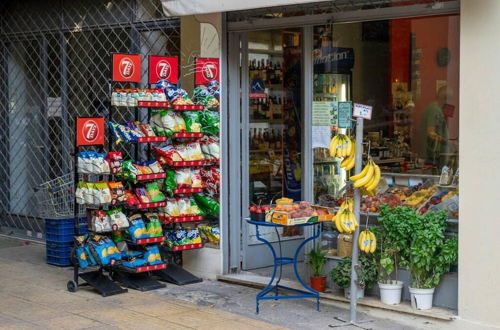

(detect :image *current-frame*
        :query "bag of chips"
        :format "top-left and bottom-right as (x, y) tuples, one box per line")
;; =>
(144, 245), (162, 265)
(154, 145), (184, 164)
(200, 137), (220, 161)
(193, 193), (220, 217)
(182, 111), (202, 133)
(190, 169), (203, 188)
(107, 208), (129, 229)
(95, 182), (112, 204)
(135, 187), (150, 203)
(91, 210), (112, 232)
(146, 182), (165, 203)
(108, 181), (125, 204)
(164, 198), (180, 217)
(107, 152), (123, 174)
(175, 168), (192, 188)
(184, 142), (204, 161)
(128, 215), (149, 242)
(124, 190), (140, 207)
(144, 213), (163, 237)
(201, 111), (220, 135)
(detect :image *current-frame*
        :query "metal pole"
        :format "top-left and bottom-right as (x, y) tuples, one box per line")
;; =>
(349, 117), (363, 323)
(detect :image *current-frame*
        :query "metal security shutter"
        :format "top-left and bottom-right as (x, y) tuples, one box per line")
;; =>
(0, 0), (180, 240)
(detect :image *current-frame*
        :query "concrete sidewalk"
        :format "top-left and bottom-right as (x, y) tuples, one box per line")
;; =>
(0, 238), (282, 330)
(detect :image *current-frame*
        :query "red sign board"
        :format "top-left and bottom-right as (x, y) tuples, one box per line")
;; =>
(149, 56), (178, 84)
(76, 117), (105, 146)
(112, 53), (141, 82)
(195, 58), (219, 85)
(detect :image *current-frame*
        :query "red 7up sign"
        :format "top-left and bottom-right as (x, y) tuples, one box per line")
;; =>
(195, 58), (219, 85)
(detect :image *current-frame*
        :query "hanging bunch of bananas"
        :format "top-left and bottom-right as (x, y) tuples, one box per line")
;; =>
(329, 134), (354, 158)
(335, 208), (358, 234)
(339, 198), (354, 212)
(358, 229), (376, 253)
(349, 159), (381, 194)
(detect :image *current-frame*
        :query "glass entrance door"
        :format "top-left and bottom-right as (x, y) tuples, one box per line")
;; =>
(242, 29), (305, 270)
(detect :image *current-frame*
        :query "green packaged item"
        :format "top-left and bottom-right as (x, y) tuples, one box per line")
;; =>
(146, 182), (165, 203)
(120, 160), (139, 182)
(163, 169), (176, 197)
(112, 230), (125, 243)
(182, 111), (202, 133)
(145, 213), (163, 237)
(193, 193), (220, 217)
(201, 111), (220, 135)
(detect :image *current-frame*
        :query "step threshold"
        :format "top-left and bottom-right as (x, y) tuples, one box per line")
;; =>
(217, 273), (456, 322)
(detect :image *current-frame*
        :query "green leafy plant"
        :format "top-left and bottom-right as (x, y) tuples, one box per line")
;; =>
(306, 246), (327, 277)
(375, 205), (420, 284)
(329, 254), (378, 289)
(407, 210), (458, 288)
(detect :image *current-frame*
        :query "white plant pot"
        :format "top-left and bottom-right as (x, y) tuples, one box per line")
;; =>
(344, 286), (365, 300)
(409, 287), (435, 310)
(378, 281), (403, 305)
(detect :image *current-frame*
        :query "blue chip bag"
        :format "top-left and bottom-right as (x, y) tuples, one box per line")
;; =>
(128, 215), (149, 242)
(122, 258), (148, 268)
(144, 245), (162, 265)
(76, 246), (89, 269)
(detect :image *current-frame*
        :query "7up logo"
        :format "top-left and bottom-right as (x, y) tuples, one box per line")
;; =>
(119, 57), (135, 79)
(156, 60), (171, 79)
(82, 120), (99, 143)
(202, 62), (217, 80)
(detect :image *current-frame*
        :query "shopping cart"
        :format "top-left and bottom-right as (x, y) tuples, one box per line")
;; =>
(35, 173), (84, 220)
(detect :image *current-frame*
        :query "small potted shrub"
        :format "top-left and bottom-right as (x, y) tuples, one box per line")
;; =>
(330, 254), (377, 299)
(306, 246), (327, 292)
(375, 205), (420, 305)
(406, 210), (458, 310)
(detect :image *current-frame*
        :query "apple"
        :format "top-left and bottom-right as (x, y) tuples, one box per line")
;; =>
(249, 205), (257, 212)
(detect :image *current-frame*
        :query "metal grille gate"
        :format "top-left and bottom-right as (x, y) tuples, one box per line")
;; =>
(0, 0), (179, 240)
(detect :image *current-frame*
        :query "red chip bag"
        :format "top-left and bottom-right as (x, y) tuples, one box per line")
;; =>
(154, 145), (184, 165)
(124, 190), (140, 207)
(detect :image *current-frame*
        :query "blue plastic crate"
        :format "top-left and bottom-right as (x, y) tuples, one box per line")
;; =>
(46, 255), (72, 267)
(46, 248), (72, 258)
(45, 232), (75, 243)
(45, 224), (88, 235)
(45, 217), (87, 227)
(46, 240), (74, 249)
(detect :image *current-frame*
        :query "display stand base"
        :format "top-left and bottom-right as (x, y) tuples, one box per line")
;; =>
(153, 264), (203, 285)
(113, 271), (166, 291)
(78, 271), (128, 297)
(328, 316), (374, 330)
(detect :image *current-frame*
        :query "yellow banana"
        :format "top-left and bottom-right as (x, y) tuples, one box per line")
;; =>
(349, 162), (371, 181)
(369, 231), (377, 253)
(365, 162), (381, 191)
(335, 212), (344, 233)
(329, 136), (339, 158)
(345, 137), (352, 157)
(340, 212), (351, 233)
(344, 155), (355, 171)
(350, 212), (358, 228)
(353, 163), (375, 188)
(358, 230), (366, 252)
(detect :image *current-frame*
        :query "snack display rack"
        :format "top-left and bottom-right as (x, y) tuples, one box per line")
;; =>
(68, 71), (221, 294)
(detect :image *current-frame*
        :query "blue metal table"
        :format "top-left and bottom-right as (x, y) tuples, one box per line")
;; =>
(246, 219), (322, 314)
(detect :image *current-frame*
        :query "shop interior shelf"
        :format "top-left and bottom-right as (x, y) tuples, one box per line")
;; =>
(130, 236), (166, 245)
(135, 201), (166, 209)
(137, 136), (168, 143)
(136, 173), (166, 181)
(159, 215), (203, 224)
(173, 104), (204, 111)
(171, 243), (203, 251)
(172, 132), (203, 139)
(118, 263), (167, 273)
(137, 101), (171, 108)
(173, 188), (203, 194)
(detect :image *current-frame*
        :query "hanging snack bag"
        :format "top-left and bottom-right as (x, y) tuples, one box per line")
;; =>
(144, 245), (162, 265)
(89, 235), (110, 265)
(108, 181), (125, 204)
(107, 152), (123, 174)
(135, 187), (150, 203)
(182, 111), (202, 133)
(190, 169), (203, 188)
(122, 257), (148, 268)
(144, 213), (163, 237)
(175, 168), (192, 188)
(193, 193), (220, 217)
(128, 215), (149, 242)
(97, 153), (110, 174)
(139, 123), (156, 137)
(107, 208), (129, 229)
(103, 237), (122, 261)
(77, 152), (91, 173)
(163, 169), (176, 197)
(85, 182), (98, 205)
(186, 228), (202, 244)
(200, 137), (220, 161)
(146, 182), (165, 203)
(177, 197), (190, 215)
(184, 142), (204, 161)
(201, 167), (220, 196)
(108, 122), (124, 144)
(189, 198), (204, 215)
(155, 145), (184, 164)
(124, 190), (140, 207)
(160, 110), (179, 136)
(95, 182), (112, 204)
(75, 181), (87, 204)
(201, 111), (220, 135)
(165, 198), (180, 217)
(91, 210), (112, 232)
(121, 160), (141, 182)
(150, 109), (167, 136)
(172, 111), (187, 132)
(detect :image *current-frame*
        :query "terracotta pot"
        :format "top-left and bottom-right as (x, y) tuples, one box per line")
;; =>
(310, 276), (326, 292)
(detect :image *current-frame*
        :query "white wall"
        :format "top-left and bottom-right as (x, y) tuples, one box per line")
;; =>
(459, 1), (500, 328)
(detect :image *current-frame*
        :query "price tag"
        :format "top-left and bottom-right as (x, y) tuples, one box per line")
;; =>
(338, 101), (352, 128)
(353, 103), (373, 120)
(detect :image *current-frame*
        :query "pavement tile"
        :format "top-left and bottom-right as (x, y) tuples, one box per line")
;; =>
(77, 308), (149, 324)
(0, 312), (42, 330)
(115, 317), (194, 330)
(124, 302), (195, 317)
(36, 314), (105, 330)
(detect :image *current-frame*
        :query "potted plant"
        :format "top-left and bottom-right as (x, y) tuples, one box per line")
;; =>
(375, 205), (420, 305)
(406, 209), (458, 310)
(330, 254), (377, 299)
(306, 246), (327, 292)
